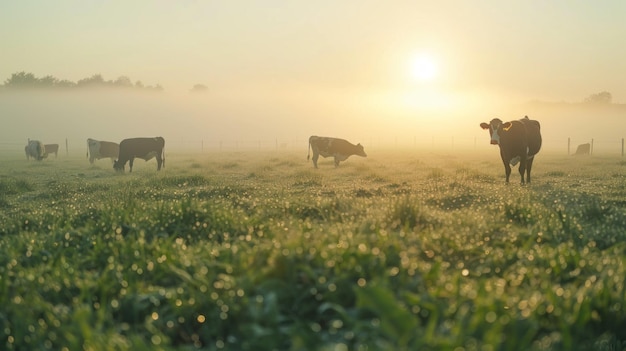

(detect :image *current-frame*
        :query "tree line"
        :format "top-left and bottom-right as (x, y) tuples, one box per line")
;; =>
(1, 72), (164, 92)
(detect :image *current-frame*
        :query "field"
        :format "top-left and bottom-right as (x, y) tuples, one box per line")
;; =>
(1, 149), (626, 351)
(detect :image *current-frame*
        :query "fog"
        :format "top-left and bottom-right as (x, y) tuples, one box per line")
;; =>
(2, 89), (626, 156)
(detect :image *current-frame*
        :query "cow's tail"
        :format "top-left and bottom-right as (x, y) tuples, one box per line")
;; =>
(307, 137), (311, 161)
(162, 149), (166, 169)
(86, 140), (89, 159)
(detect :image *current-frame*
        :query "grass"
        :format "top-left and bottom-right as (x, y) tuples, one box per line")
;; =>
(1, 150), (626, 350)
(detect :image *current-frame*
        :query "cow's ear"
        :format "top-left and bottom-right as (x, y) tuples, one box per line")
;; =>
(480, 123), (490, 130)
(502, 122), (513, 131)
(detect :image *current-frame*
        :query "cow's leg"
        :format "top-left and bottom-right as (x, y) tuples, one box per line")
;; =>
(156, 155), (163, 171)
(526, 157), (535, 184)
(334, 157), (340, 167)
(518, 159), (527, 184)
(503, 161), (511, 183)
(312, 153), (319, 168)
(129, 157), (135, 173)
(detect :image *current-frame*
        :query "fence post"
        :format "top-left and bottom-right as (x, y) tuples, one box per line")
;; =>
(622, 138), (624, 157)
(66, 138), (69, 156)
(567, 137), (570, 155)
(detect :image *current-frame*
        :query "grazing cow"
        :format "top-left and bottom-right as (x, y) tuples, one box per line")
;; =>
(87, 138), (120, 164)
(480, 116), (542, 184)
(307, 136), (367, 168)
(114, 137), (165, 172)
(44, 144), (59, 158)
(25, 140), (46, 161)
(574, 143), (591, 156)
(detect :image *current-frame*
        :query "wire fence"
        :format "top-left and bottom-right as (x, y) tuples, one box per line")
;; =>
(2, 136), (626, 157)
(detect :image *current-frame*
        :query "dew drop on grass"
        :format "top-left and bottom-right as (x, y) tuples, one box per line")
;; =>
(389, 267), (399, 276)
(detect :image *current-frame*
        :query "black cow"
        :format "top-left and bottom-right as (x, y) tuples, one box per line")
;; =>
(307, 136), (367, 168)
(113, 137), (165, 172)
(480, 116), (542, 184)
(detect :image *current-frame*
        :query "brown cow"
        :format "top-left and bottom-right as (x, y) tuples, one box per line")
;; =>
(307, 136), (367, 168)
(114, 137), (165, 172)
(44, 144), (59, 158)
(574, 143), (591, 156)
(480, 116), (542, 184)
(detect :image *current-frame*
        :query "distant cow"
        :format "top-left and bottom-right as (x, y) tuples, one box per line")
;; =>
(87, 138), (120, 164)
(574, 143), (591, 155)
(307, 136), (367, 168)
(480, 116), (542, 184)
(44, 144), (59, 158)
(25, 140), (46, 161)
(114, 137), (165, 172)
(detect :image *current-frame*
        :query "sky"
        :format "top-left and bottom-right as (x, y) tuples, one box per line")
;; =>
(2, 1), (626, 151)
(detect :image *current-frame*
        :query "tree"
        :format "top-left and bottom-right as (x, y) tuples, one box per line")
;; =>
(77, 74), (105, 87)
(190, 84), (208, 93)
(113, 76), (133, 88)
(56, 79), (76, 88)
(584, 91), (612, 104)
(2, 72), (163, 92)
(39, 75), (58, 88)
(4, 71), (39, 88)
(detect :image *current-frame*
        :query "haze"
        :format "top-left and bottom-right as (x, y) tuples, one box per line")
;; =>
(2, 1), (626, 154)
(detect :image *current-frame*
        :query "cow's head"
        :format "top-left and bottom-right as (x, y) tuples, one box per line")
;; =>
(113, 160), (124, 172)
(356, 143), (367, 157)
(480, 118), (512, 145)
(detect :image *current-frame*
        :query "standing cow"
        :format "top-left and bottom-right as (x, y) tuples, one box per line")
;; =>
(307, 136), (367, 168)
(114, 137), (165, 172)
(87, 138), (120, 164)
(480, 116), (542, 184)
(44, 144), (59, 158)
(25, 140), (46, 161)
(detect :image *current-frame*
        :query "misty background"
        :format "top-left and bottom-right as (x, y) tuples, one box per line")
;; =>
(2, 78), (626, 157)
(3, 2), (626, 158)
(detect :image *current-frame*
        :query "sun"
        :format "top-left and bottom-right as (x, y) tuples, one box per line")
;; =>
(410, 53), (439, 82)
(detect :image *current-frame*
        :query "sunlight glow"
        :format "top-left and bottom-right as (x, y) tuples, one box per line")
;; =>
(410, 53), (439, 82)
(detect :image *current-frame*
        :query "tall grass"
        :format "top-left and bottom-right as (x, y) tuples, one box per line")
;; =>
(1, 151), (625, 350)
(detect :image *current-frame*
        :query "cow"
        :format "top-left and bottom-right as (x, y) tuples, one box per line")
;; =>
(480, 116), (542, 184)
(87, 138), (120, 164)
(307, 136), (367, 168)
(44, 144), (59, 158)
(114, 137), (165, 172)
(574, 143), (591, 156)
(25, 140), (46, 161)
